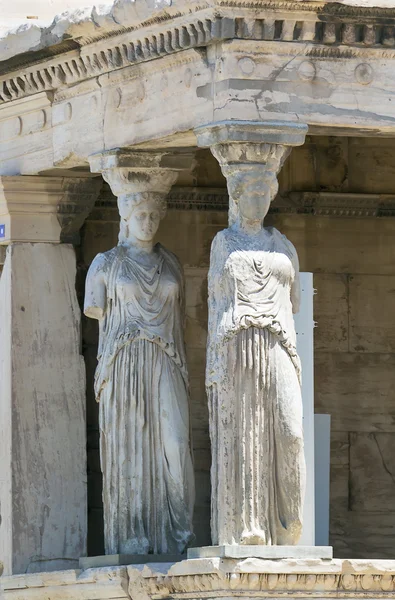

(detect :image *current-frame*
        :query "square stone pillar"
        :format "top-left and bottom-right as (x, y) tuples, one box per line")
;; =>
(0, 175), (101, 575)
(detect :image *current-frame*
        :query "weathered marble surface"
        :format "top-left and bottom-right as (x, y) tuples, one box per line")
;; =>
(0, 243), (87, 575)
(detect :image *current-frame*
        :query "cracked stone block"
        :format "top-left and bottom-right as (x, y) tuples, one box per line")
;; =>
(349, 274), (395, 353)
(314, 273), (349, 352)
(349, 432), (395, 512)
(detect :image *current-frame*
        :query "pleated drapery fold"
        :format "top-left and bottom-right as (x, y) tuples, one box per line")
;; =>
(100, 339), (194, 555)
(208, 328), (305, 546)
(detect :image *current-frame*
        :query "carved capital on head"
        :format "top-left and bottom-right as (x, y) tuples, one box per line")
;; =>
(89, 148), (195, 243)
(195, 121), (307, 224)
(210, 142), (291, 178)
(0, 175), (102, 245)
(89, 149), (194, 197)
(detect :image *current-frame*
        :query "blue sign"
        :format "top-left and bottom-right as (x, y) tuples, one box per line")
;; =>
(0, 224), (5, 239)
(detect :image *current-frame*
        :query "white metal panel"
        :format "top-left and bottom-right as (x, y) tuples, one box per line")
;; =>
(294, 272), (315, 546)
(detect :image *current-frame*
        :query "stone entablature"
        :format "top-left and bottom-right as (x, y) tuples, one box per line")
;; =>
(3, 559), (395, 599)
(4, 1), (395, 178)
(3, 0), (395, 107)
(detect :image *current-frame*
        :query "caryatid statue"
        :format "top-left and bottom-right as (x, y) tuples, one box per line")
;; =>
(196, 122), (308, 547)
(84, 150), (195, 556)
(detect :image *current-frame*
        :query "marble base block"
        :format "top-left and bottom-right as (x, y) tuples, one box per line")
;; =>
(6, 557), (395, 599)
(187, 545), (333, 560)
(79, 554), (186, 570)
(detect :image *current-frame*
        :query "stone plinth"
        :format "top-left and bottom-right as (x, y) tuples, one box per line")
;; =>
(187, 545), (333, 560)
(80, 554), (185, 570)
(3, 558), (395, 599)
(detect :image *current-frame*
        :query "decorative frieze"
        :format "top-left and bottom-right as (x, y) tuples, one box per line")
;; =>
(169, 190), (395, 217)
(88, 185), (395, 219)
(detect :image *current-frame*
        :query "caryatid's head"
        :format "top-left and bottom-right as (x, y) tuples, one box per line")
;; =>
(118, 192), (167, 243)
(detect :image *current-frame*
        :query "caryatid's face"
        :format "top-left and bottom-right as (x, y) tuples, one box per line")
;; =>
(118, 196), (161, 242)
(226, 168), (277, 222)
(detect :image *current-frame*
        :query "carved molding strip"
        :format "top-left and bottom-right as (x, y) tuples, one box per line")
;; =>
(141, 570), (395, 597)
(274, 191), (395, 217)
(3, 4), (395, 105)
(169, 188), (395, 217)
(168, 188), (229, 211)
(217, 0), (395, 17)
(89, 186), (395, 218)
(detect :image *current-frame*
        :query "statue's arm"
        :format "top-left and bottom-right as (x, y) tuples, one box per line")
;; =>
(290, 245), (301, 315)
(206, 232), (226, 385)
(84, 253), (108, 321)
(174, 253), (186, 328)
(160, 245), (186, 327)
(207, 233), (223, 341)
(277, 229), (300, 314)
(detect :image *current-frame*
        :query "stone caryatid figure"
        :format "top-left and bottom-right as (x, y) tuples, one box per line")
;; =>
(84, 151), (195, 556)
(196, 122), (308, 547)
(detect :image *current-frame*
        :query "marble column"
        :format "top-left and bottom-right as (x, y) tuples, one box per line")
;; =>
(195, 121), (308, 548)
(0, 175), (102, 575)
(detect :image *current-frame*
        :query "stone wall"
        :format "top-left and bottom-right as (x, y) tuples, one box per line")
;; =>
(79, 137), (395, 558)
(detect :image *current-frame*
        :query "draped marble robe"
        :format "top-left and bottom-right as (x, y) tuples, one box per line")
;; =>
(85, 243), (195, 555)
(206, 226), (306, 546)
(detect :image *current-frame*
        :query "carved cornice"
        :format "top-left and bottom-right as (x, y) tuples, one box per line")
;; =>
(0, 15), (232, 104)
(3, 2), (395, 105)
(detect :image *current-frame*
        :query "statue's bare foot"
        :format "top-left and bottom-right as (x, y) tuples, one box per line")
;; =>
(240, 530), (267, 545)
